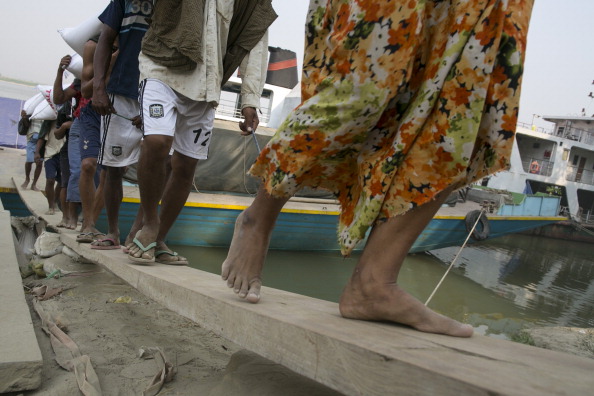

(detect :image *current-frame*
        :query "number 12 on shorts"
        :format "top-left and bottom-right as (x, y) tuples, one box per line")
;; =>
(193, 128), (211, 146)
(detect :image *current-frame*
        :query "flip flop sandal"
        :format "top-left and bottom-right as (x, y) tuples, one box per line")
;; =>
(76, 232), (95, 243)
(91, 238), (121, 250)
(155, 250), (189, 266)
(128, 237), (157, 264)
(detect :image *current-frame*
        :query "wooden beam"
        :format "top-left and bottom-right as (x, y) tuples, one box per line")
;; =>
(14, 179), (594, 395)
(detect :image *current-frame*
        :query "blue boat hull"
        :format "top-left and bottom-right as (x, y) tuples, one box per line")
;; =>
(95, 198), (564, 253)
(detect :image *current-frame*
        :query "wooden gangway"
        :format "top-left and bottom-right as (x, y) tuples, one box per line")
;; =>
(11, 178), (594, 396)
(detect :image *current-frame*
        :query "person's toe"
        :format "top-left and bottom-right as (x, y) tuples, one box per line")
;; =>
(221, 261), (231, 281)
(245, 279), (261, 303)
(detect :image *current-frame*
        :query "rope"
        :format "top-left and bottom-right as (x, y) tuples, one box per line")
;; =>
(242, 136), (257, 196)
(570, 219), (594, 237)
(425, 209), (486, 306)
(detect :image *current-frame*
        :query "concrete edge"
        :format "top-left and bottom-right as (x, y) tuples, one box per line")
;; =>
(0, 204), (43, 392)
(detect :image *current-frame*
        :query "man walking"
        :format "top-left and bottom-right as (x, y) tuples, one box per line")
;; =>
(125, 0), (276, 264)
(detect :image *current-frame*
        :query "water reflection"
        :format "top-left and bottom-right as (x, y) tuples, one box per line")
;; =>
(429, 234), (594, 332)
(174, 233), (594, 340)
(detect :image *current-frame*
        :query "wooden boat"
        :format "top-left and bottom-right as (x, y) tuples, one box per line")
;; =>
(91, 182), (564, 253)
(106, 116), (565, 253)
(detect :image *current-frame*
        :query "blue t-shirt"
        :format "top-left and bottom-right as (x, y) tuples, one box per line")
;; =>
(99, 0), (153, 99)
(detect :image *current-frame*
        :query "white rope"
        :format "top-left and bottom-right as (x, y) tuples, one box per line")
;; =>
(242, 136), (257, 196)
(571, 220), (594, 237)
(425, 209), (486, 306)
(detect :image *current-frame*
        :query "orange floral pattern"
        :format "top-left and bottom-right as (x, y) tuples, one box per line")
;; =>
(250, 0), (534, 255)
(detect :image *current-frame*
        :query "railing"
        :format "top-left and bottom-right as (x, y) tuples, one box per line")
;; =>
(517, 121), (553, 135)
(215, 98), (270, 123)
(522, 158), (554, 177)
(566, 166), (594, 186)
(582, 210), (594, 225)
(517, 122), (594, 145)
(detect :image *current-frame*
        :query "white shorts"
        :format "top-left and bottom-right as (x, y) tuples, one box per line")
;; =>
(98, 94), (143, 167)
(139, 78), (215, 160)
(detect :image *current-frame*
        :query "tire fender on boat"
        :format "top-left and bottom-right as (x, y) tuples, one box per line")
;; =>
(465, 210), (490, 241)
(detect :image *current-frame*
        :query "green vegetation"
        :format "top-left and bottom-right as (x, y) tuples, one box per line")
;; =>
(510, 330), (536, 346)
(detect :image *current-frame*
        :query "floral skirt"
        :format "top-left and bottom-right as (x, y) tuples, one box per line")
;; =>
(250, 0), (534, 255)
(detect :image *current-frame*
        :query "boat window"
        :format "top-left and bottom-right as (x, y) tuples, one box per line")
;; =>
(572, 155), (580, 166)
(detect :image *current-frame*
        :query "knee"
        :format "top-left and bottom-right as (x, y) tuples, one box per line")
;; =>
(143, 136), (172, 160)
(171, 156), (198, 180)
(106, 166), (125, 180)
(80, 159), (97, 175)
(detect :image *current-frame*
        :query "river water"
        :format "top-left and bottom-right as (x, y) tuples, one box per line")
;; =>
(173, 233), (594, 340)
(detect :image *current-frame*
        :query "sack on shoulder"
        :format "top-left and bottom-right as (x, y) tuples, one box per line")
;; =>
(17, 118), (29, 136)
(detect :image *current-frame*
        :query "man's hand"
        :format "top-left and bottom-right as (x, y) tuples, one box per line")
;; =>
(131, 115), (142, 130)
(54, 121), (72, 140)
(92, 89), (115, 116)
(59, 55), (71, 72)
(239, 107), (259, 136)
(20, 110), (28, 119)
(34, 151), (42, 164)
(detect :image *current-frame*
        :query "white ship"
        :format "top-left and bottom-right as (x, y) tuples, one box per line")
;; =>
(485, 116), (594, 226)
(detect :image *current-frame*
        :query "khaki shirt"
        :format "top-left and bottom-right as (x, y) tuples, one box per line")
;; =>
(138, 0), (267, 109)
(43, 123), (64, 159)
(26, 119), (44, 142)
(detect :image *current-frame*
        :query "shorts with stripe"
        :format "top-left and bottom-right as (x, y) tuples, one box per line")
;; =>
(98, 94), (142, 167)
(79, 105), (101, 160)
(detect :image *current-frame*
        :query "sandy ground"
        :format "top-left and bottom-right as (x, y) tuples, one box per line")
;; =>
(8, 250), (342, 396)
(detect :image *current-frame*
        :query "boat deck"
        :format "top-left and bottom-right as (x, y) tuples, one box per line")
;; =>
(5, 176), (594, 396)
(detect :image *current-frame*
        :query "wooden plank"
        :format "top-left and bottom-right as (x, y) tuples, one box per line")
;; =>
(13, 178), (594, 396)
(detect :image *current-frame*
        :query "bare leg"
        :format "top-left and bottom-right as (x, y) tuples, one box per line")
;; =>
(44, 178), (56, 214)
(124, 156), (170, 250)
(92, 168), (106, 224)
(53, 184), (61, 211)
(155, 151), (197, 241)
(22, 162), (32, 188)
(66, 203), (79, 229)
(97, 166), (125, 247)
(128, 135), (171, 261)
(57, 186), (69, 226)
(221, 185), (288, 303)
(123, 206), (144, 251)
(79, 157), (100, 234)
(30, 161), (43, 191)
(339, 186), (473, 337)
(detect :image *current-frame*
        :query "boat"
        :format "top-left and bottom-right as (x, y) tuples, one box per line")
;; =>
(92, 182), (563, 253)
(482, 116), (594, 242)
(111, 61), (565, 252)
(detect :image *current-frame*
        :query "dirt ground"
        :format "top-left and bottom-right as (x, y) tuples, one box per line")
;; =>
(8, 252), (342, 396)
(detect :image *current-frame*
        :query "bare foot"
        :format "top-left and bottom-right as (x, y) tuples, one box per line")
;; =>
(339, 273), (473, 337)
(45, 209), (56, 215)
(30, 184), (40, 191)
(21, 180), (30, 189)
(221, 211), (270, 303)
